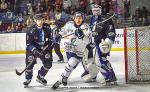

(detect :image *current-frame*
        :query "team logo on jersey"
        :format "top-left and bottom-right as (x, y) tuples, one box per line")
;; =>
(109, 25), (113, 30)
(45, 53), (50, 59)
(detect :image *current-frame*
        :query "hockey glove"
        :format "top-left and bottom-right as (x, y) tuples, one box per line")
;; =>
(75, 28), (84, 39)
(86, 42), (96, 50)
(92, 31), (98, 37)
(33, 49), (43, 58)
(55, 34), (62, 43)
(99, 38), (113, 54)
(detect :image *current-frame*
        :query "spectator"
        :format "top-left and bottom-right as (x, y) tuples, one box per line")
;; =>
(26, 15), (34, 29)
(101, 0), (110, 15)
(43, 12), (51, 24)
(63, 0), (72, 14)
(78, 0), (87, 14)
(55, 0), (63, 7)
(15, 14), (24, 24)
(142, 6), (149, 26)
(90, 0), (101, 5)
(0, 21), (3, 32)
(6, 10), (13, 20)
(35, 3), (44, 13)
(40, 0), (47, 12)
(132, 7), (143, 27)
(29, 0), (34, 4)
(0, 0), (8, 12)
(47, 5), (55, 19)
(124, 0), (130, 18)
(14, 22), (23, 33)
(6, 25), (12, 33)
(47, 0), (56, 9)
(21, 4), (28, 15)
(54, 3), (70, 29)
(7, 2), (12, 11)
(27, 3), (33, 15)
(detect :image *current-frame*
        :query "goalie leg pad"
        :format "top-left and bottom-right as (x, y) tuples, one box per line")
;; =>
(82, 63), (99, 82)
(99, 60), (117, 81)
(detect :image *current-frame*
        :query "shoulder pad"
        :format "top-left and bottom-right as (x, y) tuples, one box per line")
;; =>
(28, 25), (36, 34)
(66, 21), (74, 25)
(82, 23), (89, 28)
(43, 23), (51, 29)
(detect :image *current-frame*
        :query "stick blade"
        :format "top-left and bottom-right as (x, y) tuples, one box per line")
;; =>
(15, 69), (22, 76)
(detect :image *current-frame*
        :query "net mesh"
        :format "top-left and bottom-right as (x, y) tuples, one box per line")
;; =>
(125, 27), (150, 83)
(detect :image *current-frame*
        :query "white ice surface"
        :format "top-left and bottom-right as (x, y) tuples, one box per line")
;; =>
(0, 51), (150, 92)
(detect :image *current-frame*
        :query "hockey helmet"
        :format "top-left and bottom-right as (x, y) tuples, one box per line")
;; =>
(73, 11), (85, 26)
(73, 11), (85, 20)
(34, 14), (43, 20)
(92, 4), (102, 16)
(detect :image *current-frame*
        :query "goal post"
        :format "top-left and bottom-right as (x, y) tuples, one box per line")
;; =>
(124, 26), (150, 83)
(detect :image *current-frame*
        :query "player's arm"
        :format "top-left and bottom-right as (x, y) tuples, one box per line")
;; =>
(26, 28), (43, 57)
(44, 24), (53, 43)
(54, 22), (70, 42)
(105, 19), (116, 43)
(100, 19), (116, 54)
(26, 27), (36, 52)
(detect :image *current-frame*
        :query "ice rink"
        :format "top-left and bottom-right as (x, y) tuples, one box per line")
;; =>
(0, 51), (150, 92)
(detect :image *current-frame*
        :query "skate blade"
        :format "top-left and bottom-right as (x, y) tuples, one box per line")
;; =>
(36, 79), (47, 86)
(51, 81), (62, 89)
(24, 85), (30, 88)
(101, 81), (118, 86)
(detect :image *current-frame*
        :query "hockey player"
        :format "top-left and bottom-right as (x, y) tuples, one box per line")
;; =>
(81, 4), (117, 85)
(49, 17), (64, 63)
(51, 11), (91, 89)
(24, 14), (53, 87)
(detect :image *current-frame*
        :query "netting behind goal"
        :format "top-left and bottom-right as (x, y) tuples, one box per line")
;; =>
(124, 26), (150, 83)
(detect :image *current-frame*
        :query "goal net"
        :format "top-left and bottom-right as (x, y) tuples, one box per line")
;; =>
(124, 26), (150, 83)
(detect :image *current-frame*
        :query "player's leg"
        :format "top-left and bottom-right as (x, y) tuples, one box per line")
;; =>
(24, 51), (36, 87)
(95, 51), (117, 85)
(54, 43), (64, 62)
(81, 48), (99, 82)
(66, 52), (71, 61)
(52, 56), (80, 89)
(37, 50), (53, 85)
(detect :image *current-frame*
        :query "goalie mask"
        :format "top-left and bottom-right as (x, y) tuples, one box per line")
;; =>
(92, 4), (102, 16)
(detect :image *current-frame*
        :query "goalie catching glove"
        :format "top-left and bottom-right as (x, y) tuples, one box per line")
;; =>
(99, 38), (113, 54)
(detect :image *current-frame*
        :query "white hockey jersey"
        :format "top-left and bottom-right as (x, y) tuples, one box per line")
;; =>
(59, 21), (91, 57)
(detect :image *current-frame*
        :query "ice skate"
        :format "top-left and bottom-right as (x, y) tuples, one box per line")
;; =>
(23, 80), (31, 88)
(36, 75), (47, 86)
(51, 80), (62, 89)
(100, 79), (117, 86)
(57, 59), (65, 63)
(62, 76), (68, 86)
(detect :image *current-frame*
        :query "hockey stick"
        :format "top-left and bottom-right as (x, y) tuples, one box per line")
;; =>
(15, 45), (49, 76)
(59, 13), (115, 38)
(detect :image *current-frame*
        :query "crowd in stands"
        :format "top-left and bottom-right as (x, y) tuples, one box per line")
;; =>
(0, 0), (149, 33)
(131, 6), (150, 27)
